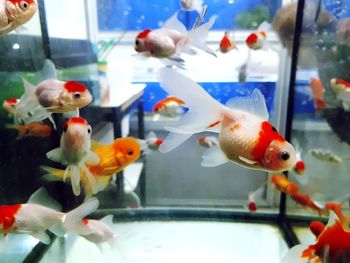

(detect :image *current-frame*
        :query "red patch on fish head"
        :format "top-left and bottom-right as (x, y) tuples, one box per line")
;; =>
(294, 161), (305, 174)
(310, 221), (326, 238)
(82, 219), (89, 225)
(64, 81), (87, 93)
(336, 78), (350, 87)
(136, 29), (151, 39)
(198, 137), (206, 144)
(64, 117), (88, 130)
(248, 202), (257, 212)
(220, 35), (232, 50)
(0, 204), (22, 233)
(155, 138), (163, 145)
(152, 101), (163, 113)
(8, 0), (35, 4)
(246, 33), (258, 46)
(5, 98), (18, 105)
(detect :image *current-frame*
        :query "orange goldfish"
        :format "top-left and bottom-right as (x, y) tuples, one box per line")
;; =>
(310, 77), (325, 111)
(134, 12), (216, 66)
(310, 221), (326, 238)
(46, 117), (100, 196)
(6, 122), (52, 139)
(283, 212), (350, 263)
(158, 68), (297, 173)
(0, 188), (98, 244)
(219, 32), (238, 53)
(153, 96), (186, 117)
(42, 137), (141, 198)
(290, 193), (323, 215)
(246, 21), (271, 50)
(0, 0), (37, 35)
(269, 174), (299, 195)
(16, 59), (92, 127)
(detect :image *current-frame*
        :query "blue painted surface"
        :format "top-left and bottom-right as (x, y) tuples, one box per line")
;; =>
(97, 0), (279, 31)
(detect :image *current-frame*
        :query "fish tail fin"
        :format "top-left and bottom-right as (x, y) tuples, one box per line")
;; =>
(193, 0), (204, 14)
(158, 68), (223, 152)
(188, 16), (217, 57)
(81, 175), (111, 200)
(63, 198), (99, 235)
(15, 79), (39, 116)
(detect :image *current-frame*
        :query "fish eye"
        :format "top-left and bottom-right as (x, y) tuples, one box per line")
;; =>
(87, 127), (91, 134)
(272, 126), (277, 132)
(73, 92), (81, 99)
(279, 151), (290, 161)
(63, 124), (68, 132)
(135, 39), (140, 46)
(127, 150), (134, 156)
(20, 1), (29, 10)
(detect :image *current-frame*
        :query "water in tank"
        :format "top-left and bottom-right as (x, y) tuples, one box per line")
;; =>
(0, 0), (349, 262)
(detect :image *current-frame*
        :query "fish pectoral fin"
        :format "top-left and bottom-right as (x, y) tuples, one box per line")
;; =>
(15, 25), (27, 34)
(85, 151), (100, 166)
(49, 224), (66, 237)
(201, 146), (228, 167)
(31, 231), (51, 244)
(238, 156), (257, 165)
(46, 148), (63, 163)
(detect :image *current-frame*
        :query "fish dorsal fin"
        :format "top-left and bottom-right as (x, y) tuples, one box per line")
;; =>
(225, 89), (269, 120)
(41, 59), (57, 80)
(201, 146), (229, 167)
(100, 215), (114, 225)
(162, 12), (187, 34)
(257, 21), (271, 32)
(146, 131), (157, 140)
(27, 187), (62, 211)
(22, 78), (36, 97)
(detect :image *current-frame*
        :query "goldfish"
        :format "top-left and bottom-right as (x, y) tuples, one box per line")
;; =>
(310, 221), (326, 238)
(15, 59), (92, 127)
(0, 0), (37, 35)
(310, 77), (325, 111)
(324, 202), (350, 230)
(293, 141), (305, 175)
(158, 68), (297, 173)
(46, 117), (100, 196)
(331, 78), (350, 111)
(180, 0), (203, 14)
(153, 96), (186, 117)
(5, 122), (52, 139)
(0, 187), (98, 244)
(64, 215), (117, 249)
(308, 148), (343, 164)
(290, 193), (323, 215)
(245, 21), (271, 50)
(282, 212), (350, 263)
(134, 12), (216, 66)
(197, 136), (219, 148)
(139, 131), (163, 154)
(42, 137), (141, 198)
(269, 174), (299, 195)
(218, 32), (238, 53)
(2, 98), (19, 116)
(247, 185), (265, 213)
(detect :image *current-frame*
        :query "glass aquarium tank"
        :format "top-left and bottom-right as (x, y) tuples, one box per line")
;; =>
(1, 0), (350, 262)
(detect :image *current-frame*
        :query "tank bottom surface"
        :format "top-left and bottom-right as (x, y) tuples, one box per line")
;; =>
(40, 221), (288, 263)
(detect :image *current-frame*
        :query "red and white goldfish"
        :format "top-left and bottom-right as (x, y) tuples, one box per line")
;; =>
(269, 174), (299, 195)
(0, 0), (37, 35)
(246, 21), (271, 50)
(6, 122), (52, 139)
(158, 68), (297, 173)
(331, 78), (350, 110)
(282, 212), (350, 263)
(197, 136), (219, 148)
(153, 96), (186, 117)
(2, 98), (19, 116)
(219, 32), (238, 53)
(139, 131), (163, 154)
(16, 59), (92, 127)
(0, 188), (98, 244)
(46, 117), (100, 196)
(180, 0), (203, 14)
(310, 77), (325, 111)
(42, 137), (141, 198)
(134, 12), (216, 66)
(247, 185), (265, 213)
(293, 141), (305, 175)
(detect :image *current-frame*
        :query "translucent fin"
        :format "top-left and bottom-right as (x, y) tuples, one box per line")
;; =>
(192, 0), (204, 14)
(27, 187), (62, 211)
(80, 163), (98, 195)
(41, 59), (57, 80)
(63, 166), (70, 182)
(100, 215), (114, 225)
(159, 132), (192, 153)
(281, 244), (309, 263)
(49, 224), (66, 237)
(46, 148), (62, 163)
(162, 12), (187, 34)
(70, 165), (81, 196)
(158, 68), (223, 133)
(31, 231), (51, 244)
(146, 131), (157, 140)
(85, 151), (100, 166)
(225, 89), (269, 120)
(239, 156), (257, 165)
(187, 16), (217, 56)
(201, 146), (229, 167)
(257, 21), (272, 32)
(63, 198), (99, 235)
(160, 57), (186, 69)
(337, 91), (350, 102)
